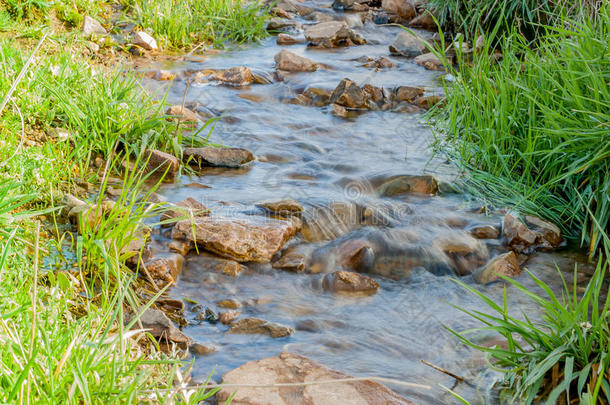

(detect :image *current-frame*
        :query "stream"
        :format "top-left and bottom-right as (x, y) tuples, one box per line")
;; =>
(135, 1), (591, 403)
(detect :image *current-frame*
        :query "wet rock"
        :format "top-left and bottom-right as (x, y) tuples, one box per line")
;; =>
(524, 215), (562, 248)
(169, 239), (191, 256)
(144, 149), (179, 176)
(393, 86), (424, 103)
(330, 78), (369, 109)
(271, 0), (313, 16)
(468, 224), (500, 239)
(323, 271), (379, 294)
(274, 50), (318, 72)
(82, 16), (106, 36)
(218, 299), (242, 309)
(219, 310), (240, 324)
(155, 70), (176, 81)
(271, 6), (292, 18)
(332, 0), (366, 10)
(332, 103), (350, 118)
(409, 10), (438, 30)
(434, 234), (489, 276)
(68, 201), (117, 232)
(268, 18), (303, 32)
(183, 147), (254, 168)
(189, 342), (216, 355)
(217, 352), (413, 405)
(211, 66), (254, 86)
(123, 231), (151, 268)
(143, 253), (184, 285)
(473, 251), (521, 284)
(362, 56), (396, 69)
(227, 318), (293, 338)
(127, 308), (189, 344)
(377, 174), (438, 196)
(216, 260), (243, 277)
(165, 105), (200, 127)
(503, 213), (537, 253)
(160, 197), (209, 224)
(414, 94), (445, 109)
(389, 31), (429, 57)
(133, 31), (158, 51)
(273, 244), (316, 272)
(172, 216), (299, 262)
(305, 21), (365, 48)
(298, 87), (332, 107)
(276, 33), (302, 45)
(382, 0), (416, 21)
(257, 199), (303, 216)
(414, 52), (444, 70)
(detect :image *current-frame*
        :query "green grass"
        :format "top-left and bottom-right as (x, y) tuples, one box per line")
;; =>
(427, 0), (600, 41)
(450, 255), (610, 404)
(0, 34), (222, 402)
(123, 0), (270, 49)
(430, 6), (610, 257)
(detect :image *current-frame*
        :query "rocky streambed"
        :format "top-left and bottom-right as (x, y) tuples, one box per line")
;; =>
(99, 0), (594, 403)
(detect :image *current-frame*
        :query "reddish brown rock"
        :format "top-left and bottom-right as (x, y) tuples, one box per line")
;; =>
(305, 21), (365, 48)
(389, 31), (428, 57)
(218, 299), (242, 309)
(277, 33), (302, 45)
(257, 199), (303, 216)
(215, 260), (243, 277)
(160, 197), (209, 225)
(414, 94), (445, 109)
(381, 0), (416, 20)
(183, 147), (254, 168)
(189, 342), (217, 355)
(524, 215), (562, 248)
(143, 253), (184, 285)
(468, 224), (501, 239)
(323, 271), (379, 294)
(377, 174), (438, 196)
(473, 251), (521, 284)
(217, 352), (413, 405)
(211, 66), (254, 86)
(145, 149), (179, 176)
(414, 52), (444, 70)
(169, 239), (191, 256)
(274, 50), (318, 72)
(127, 308), (189, 344)
(219, 310), (240, 325)
(330, 78), (368, 109)
(172, 216), (299, 262)
(409, 10), (438, 30)
(434, 234), (489, 276)
(503, 213), (538, 252)
(363, 56), (396, 69)
(227, 318), (293, 338)
(393, 86), (424, 103)
(165, 105), (200, 127)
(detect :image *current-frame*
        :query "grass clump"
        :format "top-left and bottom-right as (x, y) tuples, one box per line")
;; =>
(428, 0), (602, 41)
(431, 7), (610, 256)
(450, 255), (610, 404)
(124, 0), (270, 49)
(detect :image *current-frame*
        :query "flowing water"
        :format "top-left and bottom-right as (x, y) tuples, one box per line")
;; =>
(137, 2), (591, 403)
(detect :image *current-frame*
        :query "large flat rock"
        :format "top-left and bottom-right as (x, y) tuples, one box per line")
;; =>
(217, 352), (413, 404)
(172, 216), (299, 262)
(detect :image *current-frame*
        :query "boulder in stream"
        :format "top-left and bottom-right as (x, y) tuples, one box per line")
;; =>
(503, 213), (562, 253)
(274, 50), (319, 72)
(393, 86), (424, 103)
(277, 33), (302, 45)
(305, 21), (365, 48)
(389, 31), (429, 57)
(473, 251), (521, 284)
(409, 10), (438, 30)
(160, 197), (209, 225)
(127, 308), (189, 344)
(257, 199), (303, 216)
(165, 105), (200, 127)
(210, 66), (254, 86)
(414, 52), (444, 70)
(216, 352), (414, 405)
(381, 0), (416, 21)
(376, 174), (439, 196)
(323, 270), (379, 294)
(144, 149), (179, 177)
(183, 146), (254, 168)
(227, 318), (293, 338)
(172, 216), (299, 262)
